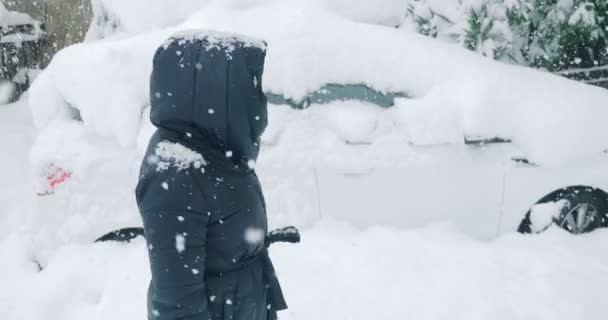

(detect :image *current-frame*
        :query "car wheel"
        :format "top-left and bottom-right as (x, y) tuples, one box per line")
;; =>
(518, 186), (608, 234)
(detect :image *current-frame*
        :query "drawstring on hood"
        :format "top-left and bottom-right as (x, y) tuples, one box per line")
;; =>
(149, 30), (268, 170)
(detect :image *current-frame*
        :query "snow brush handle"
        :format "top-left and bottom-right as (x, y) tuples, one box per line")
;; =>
(265, 226), (301, 247)
(94, 226), (301, 247)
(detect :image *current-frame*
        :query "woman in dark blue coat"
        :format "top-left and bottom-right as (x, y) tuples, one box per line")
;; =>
(136, 31), (287, 320)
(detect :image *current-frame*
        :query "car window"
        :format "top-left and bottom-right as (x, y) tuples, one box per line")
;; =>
(266, 83), (408, 109)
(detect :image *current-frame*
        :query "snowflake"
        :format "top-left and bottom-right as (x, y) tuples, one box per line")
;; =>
(175, 234), (186, 253)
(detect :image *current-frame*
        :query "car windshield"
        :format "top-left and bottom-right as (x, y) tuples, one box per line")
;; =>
(266, 83), (408, 109)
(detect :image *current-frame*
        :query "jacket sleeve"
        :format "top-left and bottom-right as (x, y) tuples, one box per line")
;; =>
(137, 164), (211, 319)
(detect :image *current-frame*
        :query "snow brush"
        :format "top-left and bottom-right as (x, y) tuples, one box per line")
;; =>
(95, 226), (301, 246)
(265, 226), (301, 247)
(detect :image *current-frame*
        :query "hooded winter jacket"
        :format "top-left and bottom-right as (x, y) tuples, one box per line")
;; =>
(136, 30), (286, 320)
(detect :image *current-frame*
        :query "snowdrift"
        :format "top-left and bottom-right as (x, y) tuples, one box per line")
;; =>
(29, 0), (608, 168)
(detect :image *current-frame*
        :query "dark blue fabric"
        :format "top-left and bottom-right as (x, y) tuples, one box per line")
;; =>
(136, 33), (285, 320)
(149, 33), (268, 168)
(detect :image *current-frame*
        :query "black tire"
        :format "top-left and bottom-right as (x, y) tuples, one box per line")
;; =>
(518, 186), (608, 234)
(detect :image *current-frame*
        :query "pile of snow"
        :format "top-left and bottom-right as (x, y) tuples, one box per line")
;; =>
(87, 0), (210, 36)
(323, 0), (408, 26)
(528, 200), (569, 233)
(0, 4), (37, 26)
(29, 0), (608, 169)
(87, 0), (408, 37)
(153, 141), (206, 172)
(0, 80), (15, 105)
(2, 220), (608, 320)
(323, 101), (380, 144)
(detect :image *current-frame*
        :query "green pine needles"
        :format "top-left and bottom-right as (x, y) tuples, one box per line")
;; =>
(404, 0), (608, 74)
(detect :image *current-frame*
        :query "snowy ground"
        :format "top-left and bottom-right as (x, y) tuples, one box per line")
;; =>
(4, 1), (608, 318)
(2, 101), (608, 319)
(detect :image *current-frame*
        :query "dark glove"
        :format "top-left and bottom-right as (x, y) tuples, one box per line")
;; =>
(265, 226), (300, 247)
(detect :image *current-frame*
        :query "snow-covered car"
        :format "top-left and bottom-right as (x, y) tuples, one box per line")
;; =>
(23, 1), (608, 260)
(0, 6), (46, 104)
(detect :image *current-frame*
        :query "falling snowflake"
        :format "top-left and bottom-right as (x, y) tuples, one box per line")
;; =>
(177, 216), (185, 222)
(225, 150), (233, 158)
(208, 108), (215, 114)
(175, 234), (186, 253)
(244, 227), (264, 245)
(192, 268), (200, 275)
(161, 182), (169, 190)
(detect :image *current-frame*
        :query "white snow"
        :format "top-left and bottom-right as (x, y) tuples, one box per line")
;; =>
(175, 234), (186, 253)
(244, 227), (265, 245)
(2, 66), (608, 320)
(529, 200), (569, 233)
(87, 0), (210, 35)
(0, 5), (38, 26)
(162, 29), (267, 52)
(569, 2), (596, 26)
(27, 0), (608, 168)
(154, 141), (206, 172)
(322, 0), (407, 26)
(2, 217), (608, 320)
(0, 80), (15, 105)
(2, 1), (608, 319)
(324, 101), (379, 144)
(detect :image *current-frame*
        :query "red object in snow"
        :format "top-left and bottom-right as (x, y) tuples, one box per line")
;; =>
(38, 164), (72, 195)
